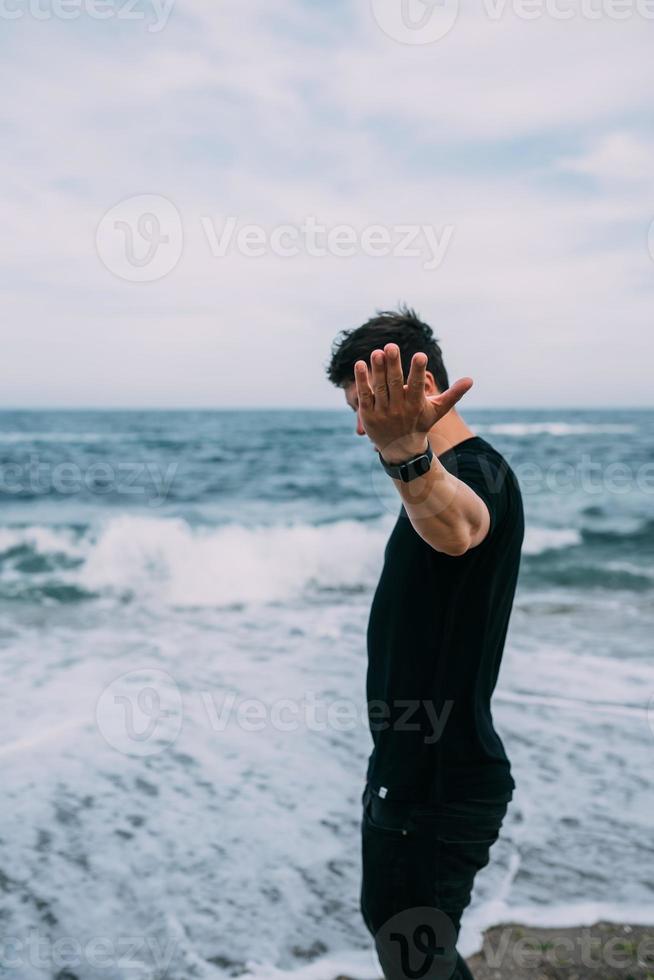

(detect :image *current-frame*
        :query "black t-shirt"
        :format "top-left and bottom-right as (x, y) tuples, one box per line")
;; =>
(365, 435), (524, 803)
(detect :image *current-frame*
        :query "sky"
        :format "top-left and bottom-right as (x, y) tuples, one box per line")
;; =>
(1, 0), (653, 408)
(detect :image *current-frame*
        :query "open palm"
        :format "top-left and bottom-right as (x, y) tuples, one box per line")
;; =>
(354, 343), (473, 460)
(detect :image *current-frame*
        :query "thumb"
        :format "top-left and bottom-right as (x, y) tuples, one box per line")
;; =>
(426, 377), (474, 418)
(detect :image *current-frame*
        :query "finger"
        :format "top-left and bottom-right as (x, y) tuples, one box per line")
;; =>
(370, 349), (389, 408)
(427, 376), (474, 418)
(405, 352), (428, 409)
(383, 343), (404, 408)
(354, 359), (374, 415)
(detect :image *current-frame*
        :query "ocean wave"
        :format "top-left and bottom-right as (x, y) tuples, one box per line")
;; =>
(476, 422), (636, 437)
(0, 516), (391, 606)
(2, 515), (649, 605)
(0, 525), (81, 558)
(521, 560), (653, 592)
(523, 517), (654, 557)
(79, 515), (392, 606)
(582, 518), (654, 549)
(522, 527), (581, 554)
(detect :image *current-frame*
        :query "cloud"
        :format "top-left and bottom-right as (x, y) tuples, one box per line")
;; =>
(557, 132), (654, 188)
(0, 0), (652, 406)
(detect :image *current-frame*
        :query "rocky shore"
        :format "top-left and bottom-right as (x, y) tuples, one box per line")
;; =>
(466, 921), (654, 979)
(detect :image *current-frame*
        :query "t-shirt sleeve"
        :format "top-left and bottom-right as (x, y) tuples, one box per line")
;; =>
(452, 449), (509, 540)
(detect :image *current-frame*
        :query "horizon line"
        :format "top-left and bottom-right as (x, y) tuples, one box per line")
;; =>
(0, 404), (651, 413)
(0, 404), (654, 413)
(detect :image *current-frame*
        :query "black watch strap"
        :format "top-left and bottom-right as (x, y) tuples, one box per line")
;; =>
(378, 440), (433, 483)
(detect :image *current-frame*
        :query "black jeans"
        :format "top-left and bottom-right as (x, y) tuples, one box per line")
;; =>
(360, 783), (510, 980)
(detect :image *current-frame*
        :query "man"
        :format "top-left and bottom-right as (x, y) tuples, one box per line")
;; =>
(326, 307), (524, 980)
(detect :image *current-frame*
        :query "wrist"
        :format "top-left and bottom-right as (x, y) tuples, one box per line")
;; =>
(378, 438), (433, 483)
(380, 436), (430, 465)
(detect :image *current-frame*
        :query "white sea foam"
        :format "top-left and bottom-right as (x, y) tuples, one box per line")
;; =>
(77, 514), (392, 606)
(238, 948), (378, 980)
(0, 524), (81, 557)
(477, 422), (635, 437)
(522, 526), (581, 554)
(1, 519), (651, 978)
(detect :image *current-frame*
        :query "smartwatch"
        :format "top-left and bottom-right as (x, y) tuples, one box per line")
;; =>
(378, 440), (433, 483)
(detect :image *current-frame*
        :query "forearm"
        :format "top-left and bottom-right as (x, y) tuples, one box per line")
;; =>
(389, 456), (489, 556)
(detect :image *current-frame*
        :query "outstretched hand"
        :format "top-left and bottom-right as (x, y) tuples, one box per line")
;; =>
(354, 344), (473, 463)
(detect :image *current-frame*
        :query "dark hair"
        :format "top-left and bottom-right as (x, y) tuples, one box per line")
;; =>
(326, 305), (449, 392)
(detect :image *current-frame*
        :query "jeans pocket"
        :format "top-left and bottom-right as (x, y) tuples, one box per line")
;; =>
(363, 790), (412, 838)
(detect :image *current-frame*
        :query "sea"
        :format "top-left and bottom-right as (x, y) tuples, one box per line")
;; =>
(1, 408), (653, 980)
